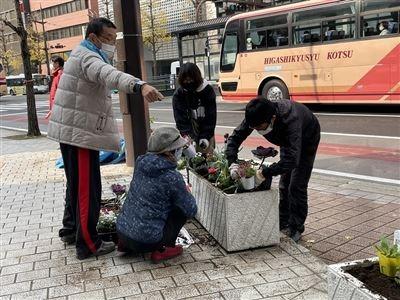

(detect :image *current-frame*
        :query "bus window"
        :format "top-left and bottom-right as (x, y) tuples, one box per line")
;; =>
(221, 20), (239, 72)
(246, 30), (266, 50)
(293, 23), (321, 44)
(323, 18), (355, 41)
(221, 33), (238, 71)
(293, 2), (355, 44)
(267, 28), (288, 47)
(361, 0), (400, 13)
(361, 12), (399, 37)
(246, 14), (287, 30)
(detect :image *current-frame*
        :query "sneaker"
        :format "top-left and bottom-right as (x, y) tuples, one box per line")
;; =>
(151, 245), (183, 263)
(60, 233), (75, 245)
(289, 230), (302, 243)
(77, 241), (115, 260)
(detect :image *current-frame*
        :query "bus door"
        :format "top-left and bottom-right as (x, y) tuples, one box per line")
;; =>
(219, 20), (242, 100)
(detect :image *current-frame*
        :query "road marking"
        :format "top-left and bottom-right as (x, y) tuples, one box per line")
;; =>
(149, 108), (244, 113)
(314, 113), (400, 118)
(145, 121), (400, 140)
(148, 108), (400, 118)
(312, 168), (400, 185)
(1, 124), (399, 185)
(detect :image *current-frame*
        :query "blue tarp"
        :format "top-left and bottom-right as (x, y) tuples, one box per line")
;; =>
(55, 139), (126, 169)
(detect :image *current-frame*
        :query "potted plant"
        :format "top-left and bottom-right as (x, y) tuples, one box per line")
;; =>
(188, 150), (279, 252)
(375, 236), (400, 277)
(190, 153), (208, 176)
(237, 161), (256, 191)
(98, 183), (127, 243)
(97, 207), (118, 243)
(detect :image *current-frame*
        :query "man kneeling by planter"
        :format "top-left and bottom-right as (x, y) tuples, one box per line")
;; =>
(226, 97), (320, 242)
(116, 127), (197, 263)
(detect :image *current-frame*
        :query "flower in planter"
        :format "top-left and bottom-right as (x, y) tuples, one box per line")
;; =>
(208, 167), (218, 175)
(102, 183), (127, 209)
(207, 166), (219, 183)
(97, 208), (117, 233)
(374, 236), (400, 277)
(111, 184), (126, 196)
(237, 161), (256, 178)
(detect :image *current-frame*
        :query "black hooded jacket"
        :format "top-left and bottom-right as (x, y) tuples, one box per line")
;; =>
(172, 80), (216, 142)
(226, 99), (320, 176)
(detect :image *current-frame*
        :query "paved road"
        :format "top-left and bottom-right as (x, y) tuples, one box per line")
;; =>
(1, 94), (399, 182)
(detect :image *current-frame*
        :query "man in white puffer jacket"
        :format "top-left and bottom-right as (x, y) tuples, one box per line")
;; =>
(47, 17), (163, 260)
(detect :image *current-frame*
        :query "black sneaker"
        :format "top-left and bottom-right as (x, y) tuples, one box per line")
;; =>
(60, 233), (75, 245)
(289, 230), (302, 243)
(76, 241), (115, 260)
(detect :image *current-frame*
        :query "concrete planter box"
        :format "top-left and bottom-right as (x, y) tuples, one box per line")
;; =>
(189, 170), (280, 252)
(328, 257), (388, 300)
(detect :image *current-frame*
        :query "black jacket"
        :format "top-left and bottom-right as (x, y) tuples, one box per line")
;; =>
(226, 99), (320, 176)
(172, 80), (216, 141)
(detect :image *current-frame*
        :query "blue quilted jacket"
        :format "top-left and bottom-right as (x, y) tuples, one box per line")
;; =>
(116, 153), (197, 243)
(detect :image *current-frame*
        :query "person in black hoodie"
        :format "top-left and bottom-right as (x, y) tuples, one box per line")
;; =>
(226, 97), (320, 242)
(172, 62), (217, 153)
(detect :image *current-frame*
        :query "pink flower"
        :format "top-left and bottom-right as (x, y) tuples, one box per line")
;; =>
(208, 167), (218, 175)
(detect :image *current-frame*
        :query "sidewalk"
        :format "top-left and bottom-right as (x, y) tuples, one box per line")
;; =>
(1, 128), (399, 300)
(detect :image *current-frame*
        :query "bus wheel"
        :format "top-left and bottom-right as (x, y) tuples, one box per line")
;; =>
(10, 90), (16, 96)
(261, 80), (289, 101)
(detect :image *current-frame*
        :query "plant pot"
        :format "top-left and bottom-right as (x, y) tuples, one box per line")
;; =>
(328, 257), (399, 300)
(98, 231), (118, 244)
(240, 176), (255, 190)
(190, 170), (279, 252)
(377, 252), (400, 277)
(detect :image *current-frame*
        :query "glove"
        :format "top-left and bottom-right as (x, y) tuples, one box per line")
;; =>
(261, 165), (273, 178)
(199, 139), (209, 150)
(229, 163), (240, 180)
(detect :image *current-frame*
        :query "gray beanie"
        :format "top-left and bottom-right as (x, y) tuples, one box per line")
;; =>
(148, 127), (188, 154)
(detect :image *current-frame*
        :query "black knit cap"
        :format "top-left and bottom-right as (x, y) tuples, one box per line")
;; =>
(245, 97), (277, 128)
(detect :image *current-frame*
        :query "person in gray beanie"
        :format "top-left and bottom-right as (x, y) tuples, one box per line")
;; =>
(116, 127), (197, 263)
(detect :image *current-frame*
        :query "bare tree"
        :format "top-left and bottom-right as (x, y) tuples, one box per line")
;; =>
(141, 0), (171, 77)
(1, 0), (41, 136)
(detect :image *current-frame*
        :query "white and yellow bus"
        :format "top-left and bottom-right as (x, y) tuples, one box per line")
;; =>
(6, 73), (49, 95)
(219, 0), (400, 104)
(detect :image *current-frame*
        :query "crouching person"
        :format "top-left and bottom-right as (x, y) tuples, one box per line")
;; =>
(116, 127), (197, 263)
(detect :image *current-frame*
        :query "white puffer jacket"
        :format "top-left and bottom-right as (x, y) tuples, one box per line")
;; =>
(47, 45), (144, 152)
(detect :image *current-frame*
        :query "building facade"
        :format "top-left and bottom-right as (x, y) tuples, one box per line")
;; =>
(0, 0), (21, 74)
(30, 0), (99, 64)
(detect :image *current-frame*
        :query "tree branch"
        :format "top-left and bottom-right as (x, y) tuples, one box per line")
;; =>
(1, 19), (19, 35)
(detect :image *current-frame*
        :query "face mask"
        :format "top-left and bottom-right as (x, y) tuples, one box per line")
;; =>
(184, 82), (197, 91)
(174, 148), (183, 161)
(257, 120), (274, 136)
(101, 43), (116, 60)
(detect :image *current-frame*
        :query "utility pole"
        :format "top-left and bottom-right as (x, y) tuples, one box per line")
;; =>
(114, 0), (150, 166)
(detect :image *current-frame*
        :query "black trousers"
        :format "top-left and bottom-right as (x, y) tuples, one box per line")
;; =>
(279, 134), (320, 233)
(58, 143), (102, 257)
(118, 207), (187, 253)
